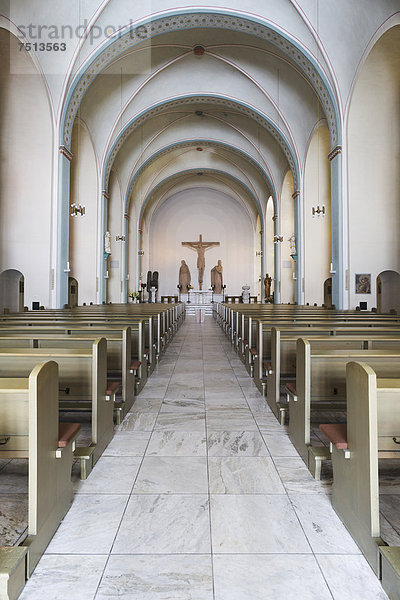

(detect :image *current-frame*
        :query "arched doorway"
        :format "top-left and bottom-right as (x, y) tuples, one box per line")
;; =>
(0, 269), (24, 313)
(376, 271), (400, 313)
(68, 277), (79, 308)
(324, 278), (333, 308)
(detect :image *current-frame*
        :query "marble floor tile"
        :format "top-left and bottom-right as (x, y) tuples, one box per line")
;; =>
(133, 457), (208, 494)
(165, 384), (204, 400)
(136, 386), (167, 399)
(213, 554), (333, 600)
(0, 460), (28, 493)
(95, 555), (214, 600)
(46, 494), (128, 554)
(112, 494), (211, 554)
(74, 456), (142, 494)
(210, 495), (311, 553)
(19, 555), (107, 600)
(147, 431), (207, 456)
(206, 409), (258, 431)
(103, 432), (151, 456)
(209, 457), (285, 494)
(118, 411), (158, 432)
(155, 412), (206, 432)
(316, 554), (389, 599)
(0, 494), (27, 545)
(253, 413), (282, 428)
(261, 431), (300, 457)
(207, 431), (269, 456)
(289, 494), (361, 554)
(274, 457), (332, 494)
(130, 397), (163, 411)
(246, 397), (273, 414)
(161, 398), (205, 411)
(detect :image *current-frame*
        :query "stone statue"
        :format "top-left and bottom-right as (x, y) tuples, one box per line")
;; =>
(179, 260), (191, 290)
(289, 233), (296, 256)
(182, 234), (220, 290)
(211, 259), (223, 294)
(152, 271), (159, 290)
(104, 231), (111, 255)
(264, 273), (272, 299)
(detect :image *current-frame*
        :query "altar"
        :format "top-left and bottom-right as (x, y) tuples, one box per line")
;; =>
(181, 291), (224, 304)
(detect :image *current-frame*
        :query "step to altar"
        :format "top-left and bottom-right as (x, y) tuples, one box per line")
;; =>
(184, 302), (214, 315)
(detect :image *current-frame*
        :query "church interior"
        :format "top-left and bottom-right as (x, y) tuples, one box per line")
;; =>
(1, 1), (400, 598)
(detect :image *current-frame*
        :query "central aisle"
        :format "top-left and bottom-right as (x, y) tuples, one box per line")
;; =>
(21, 316), (387, 600)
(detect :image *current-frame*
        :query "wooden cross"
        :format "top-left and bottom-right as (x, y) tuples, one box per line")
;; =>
(182, 234), (220, 290)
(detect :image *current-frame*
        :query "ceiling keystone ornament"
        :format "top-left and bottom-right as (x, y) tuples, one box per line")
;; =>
(63, 11), (339, 150)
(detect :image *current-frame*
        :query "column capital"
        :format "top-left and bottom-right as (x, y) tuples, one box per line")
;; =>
(101, 190), (110, 200)
(124, 213), (130, 220)
(328, 145), (342, 161)
(59, 146), (73, 161)
(292, 190), (300, 200)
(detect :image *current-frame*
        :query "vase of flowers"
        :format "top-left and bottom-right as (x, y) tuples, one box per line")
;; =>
(128, 290), (140, 304)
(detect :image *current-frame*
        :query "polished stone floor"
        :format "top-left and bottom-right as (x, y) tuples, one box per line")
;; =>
(18, 316), (392, 599)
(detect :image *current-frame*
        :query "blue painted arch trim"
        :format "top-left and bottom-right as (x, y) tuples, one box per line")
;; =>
(61, 8), (341, 152)
(122, 139), (279, 216)
(102, 94), (299, 192)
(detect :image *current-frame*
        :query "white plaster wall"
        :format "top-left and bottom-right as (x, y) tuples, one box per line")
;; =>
(265, 196), (275, 282)
(147, 187), (255, 297)
(0, 29), (53, 309)
(304, 123), (331, 306)
(280, 171), (295, 303)
(69, 120), (99, 305)
(107, 169), (124, 302)
(347, 26), (400, 310)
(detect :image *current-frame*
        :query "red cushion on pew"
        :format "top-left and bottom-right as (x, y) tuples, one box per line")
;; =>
(130, 360), (141, 371)
(263, 360), (272, 371)
(106, 380), (121, 395)
(58, 422), (81, 448)
(243, 339), (248, 346)
(286, 383), (297, 396)
(249, 348), (257, 356)
(319, 424), (348, 450)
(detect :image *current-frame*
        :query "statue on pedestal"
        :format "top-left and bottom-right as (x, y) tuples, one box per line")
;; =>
(264, 273), (272, 300)
(179, 260), (191, 291)
(211, 260), (223, 294)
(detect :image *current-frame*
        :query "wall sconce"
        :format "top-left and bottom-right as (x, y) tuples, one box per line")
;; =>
(256, 251), (263, 257)
(104, 270), (109, 279)
(71, 203), (85, 216)
(138, 251), (144, 256)
(115, 235), (125, 241)
(312, 205), (326, 217)
(272, 215), (278, 221)
(274, 235), (283, 243)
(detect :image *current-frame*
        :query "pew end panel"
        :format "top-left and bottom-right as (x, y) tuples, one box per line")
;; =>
(330, 362), (388, 575)
(380, 547), (400, 600)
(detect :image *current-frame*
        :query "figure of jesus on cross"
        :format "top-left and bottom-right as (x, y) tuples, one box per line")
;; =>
(182, 234), (220, 290)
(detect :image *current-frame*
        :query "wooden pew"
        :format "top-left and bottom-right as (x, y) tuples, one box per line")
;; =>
(0, 339), (109, 479)
(0, 361), (80, 598)
(321, 361), (400, 592)
(290, 340), (400, 466)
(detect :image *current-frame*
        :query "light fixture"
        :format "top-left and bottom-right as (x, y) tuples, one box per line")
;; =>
(312, 205), (326, 217)
(256, 251), (263, 257)
(115, 235), (125, 241)
(71, 203), (85, 216)
(193, 45), (205, 56)
(274, 235), (283, 243)
(138, 250), (144, 256)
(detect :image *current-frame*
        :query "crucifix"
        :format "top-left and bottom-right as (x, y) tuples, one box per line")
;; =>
(182, 234), (220, 290)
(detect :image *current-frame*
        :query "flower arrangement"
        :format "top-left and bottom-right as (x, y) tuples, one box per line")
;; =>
(128, 290), (140, 302)
(187, 285), (194, 290)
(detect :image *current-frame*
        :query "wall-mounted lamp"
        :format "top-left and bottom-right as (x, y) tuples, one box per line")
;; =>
(256, 251), (263, 257)
(272, 215), (278, 221)
(104, 270), (109, 279)
(138, 251), (144, 256)
(115, 235), (125, 242)
(71, 203), (85, 216)
(274, 235), (283, 243)
(312, 205), (326, 217)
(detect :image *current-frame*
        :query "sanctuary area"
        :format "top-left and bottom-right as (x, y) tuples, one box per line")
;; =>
(1, 1), (400, 599)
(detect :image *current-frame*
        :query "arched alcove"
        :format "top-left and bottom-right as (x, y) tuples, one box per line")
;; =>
(68, 277), (79, 308)
(304, 122), (331, 305)
(348, 25), (400, 309)
(0, 269), (24, 313)
(146, 187), (255, 298)
(376, 270), (400, 314)
(0, 28), (53, 308)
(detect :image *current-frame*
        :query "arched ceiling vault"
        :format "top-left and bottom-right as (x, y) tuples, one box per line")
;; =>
(62, 10), (340, 152)
(138, 169), (265, 232)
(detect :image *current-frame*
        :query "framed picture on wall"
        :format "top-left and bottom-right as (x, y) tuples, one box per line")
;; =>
(355, 273), (371, 294)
